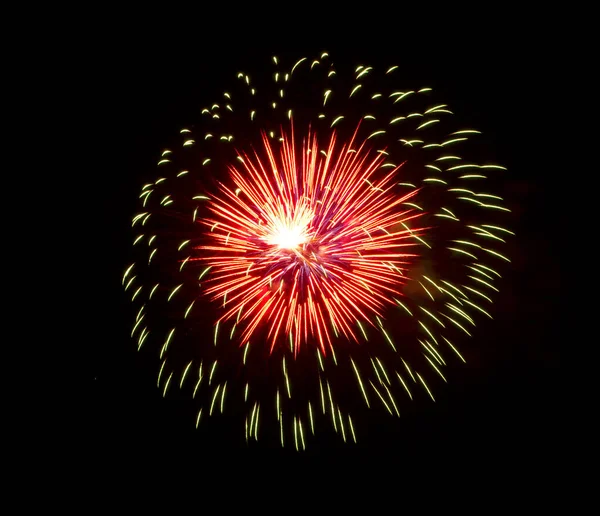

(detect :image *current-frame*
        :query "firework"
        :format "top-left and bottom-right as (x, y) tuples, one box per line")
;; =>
(123, 52), (512, 450)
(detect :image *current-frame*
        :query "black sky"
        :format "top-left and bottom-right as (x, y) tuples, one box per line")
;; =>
(81, 34), (563, 486)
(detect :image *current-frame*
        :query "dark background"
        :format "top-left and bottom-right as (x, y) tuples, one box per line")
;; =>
(80, 32), (563, 488)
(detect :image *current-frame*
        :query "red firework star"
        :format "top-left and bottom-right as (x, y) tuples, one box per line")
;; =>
(194, 123), (427, 355)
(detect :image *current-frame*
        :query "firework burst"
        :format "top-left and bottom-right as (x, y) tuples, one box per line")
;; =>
(196, 125), (425, 355)
(123, 52), (512, 450)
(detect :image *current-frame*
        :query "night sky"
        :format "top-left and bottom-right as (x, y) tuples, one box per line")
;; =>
(81, 36), (563, 486)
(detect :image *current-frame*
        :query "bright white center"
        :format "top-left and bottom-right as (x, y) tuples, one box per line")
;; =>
(268, 225), (307, 250)
(264, 203), (314, 251)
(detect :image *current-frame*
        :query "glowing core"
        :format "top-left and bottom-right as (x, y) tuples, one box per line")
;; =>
(264, 203), (315, 250)
(269, 225), (307, 250)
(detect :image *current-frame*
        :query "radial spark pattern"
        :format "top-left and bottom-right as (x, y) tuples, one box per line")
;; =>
(123, 52), (512, 450)
(196, 127), (424, 355)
